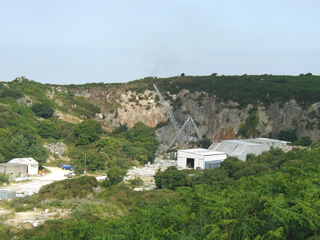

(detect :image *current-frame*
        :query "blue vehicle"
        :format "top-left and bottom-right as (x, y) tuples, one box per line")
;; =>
(61, 164), (74, 171)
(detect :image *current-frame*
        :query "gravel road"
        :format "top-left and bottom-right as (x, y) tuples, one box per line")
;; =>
(0, 166), (72, 194)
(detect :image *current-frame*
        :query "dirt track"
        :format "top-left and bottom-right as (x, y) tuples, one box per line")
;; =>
(0, 166), (72, 193)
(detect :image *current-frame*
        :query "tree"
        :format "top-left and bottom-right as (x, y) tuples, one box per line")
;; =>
(197, 138), (212, 149)
(102, 167), (127, 187)
(295, 136), (312, 146)
(126, 122), (159, 163)
(74, 120), (103, 145)
(0, 130), (48, 165)
(220, 157), (245, 178)
(154, 166), (187, 189)
(31, 103), (54, 119)
(277, 129), (298, 142)
(37, 120), (61, 139)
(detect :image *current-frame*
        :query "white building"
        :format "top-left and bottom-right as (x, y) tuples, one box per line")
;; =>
(8, 158), (39, 175)
(177, 148), (227, 170)
(209, 138), (288, 161)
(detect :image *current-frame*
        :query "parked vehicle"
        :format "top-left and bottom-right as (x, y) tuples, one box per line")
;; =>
(61, 164), (74, 171)
(64, 172), (76, 178)
(68, 172), (76, 178)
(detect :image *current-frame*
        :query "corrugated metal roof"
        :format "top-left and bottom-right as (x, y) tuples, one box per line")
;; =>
(213, 142), (250, 156)
(0, 163), (27, 167)
(178, 148), (226, 156)
(8, 158), (38, 165)
(221, 140), (261, 146)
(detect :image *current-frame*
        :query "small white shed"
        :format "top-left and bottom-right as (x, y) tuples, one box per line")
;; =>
(177, 148), (227, 170)
(8, 158), (39, 175)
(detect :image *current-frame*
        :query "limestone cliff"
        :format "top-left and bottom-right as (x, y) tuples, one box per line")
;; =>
(66, 86), (320, 152)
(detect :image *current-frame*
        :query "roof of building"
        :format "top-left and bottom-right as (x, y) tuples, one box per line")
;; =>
(246, 138), (289, 144)
(220, 140), (261, 146)
(0, 163), (27, 167)
(212, 142), (248, 156)
(8, 158), (38, 165)
(178, 148), (226, 156)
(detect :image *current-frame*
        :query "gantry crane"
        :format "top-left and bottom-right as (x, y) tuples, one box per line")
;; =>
(153, 84), (202, 149)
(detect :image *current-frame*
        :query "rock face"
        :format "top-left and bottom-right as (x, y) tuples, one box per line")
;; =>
(70, 87), (320, 151)
(43, 142), (69, 162)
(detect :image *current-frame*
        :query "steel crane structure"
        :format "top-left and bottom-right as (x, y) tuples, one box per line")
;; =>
(153, 84), (202, 149)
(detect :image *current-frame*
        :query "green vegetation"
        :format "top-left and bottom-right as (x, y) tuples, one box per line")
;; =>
(68, 121), (159, 173)
(74, 119), (104, 145)
(0, 173), (9, 184)
(277, 128), (298, 142)
(36, 119), (61, 139)
(1, 146), (320, 239)
(31, 103), (54, 119)
(128, 74), (320, 108)
(237, 107), (260, 138)
(0, 77), (104, 166)
(2, 75), (320, 238)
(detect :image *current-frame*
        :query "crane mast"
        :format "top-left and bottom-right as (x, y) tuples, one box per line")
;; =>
(153, 84), (202, 150)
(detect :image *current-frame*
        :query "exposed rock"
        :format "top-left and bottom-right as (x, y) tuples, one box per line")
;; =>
(43, 142), (69, 162)
(70, 87), (320, 152)
(16, 95), (33, 107)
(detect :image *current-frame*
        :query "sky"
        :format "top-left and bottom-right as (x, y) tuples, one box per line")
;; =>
(1, 0), (320, 85)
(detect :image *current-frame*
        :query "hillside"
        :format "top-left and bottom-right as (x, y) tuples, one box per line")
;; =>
(1, 74), (320, 239)
(1, 74), (320, 165)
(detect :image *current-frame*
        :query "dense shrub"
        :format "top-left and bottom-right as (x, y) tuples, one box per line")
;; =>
(154, 166), (187, 189)
(278, 128), (298, 142)
(37, 119), (61, 139)
(31, 103), (54, 119)
(39, 176), (99, 199)
(74, 119), (103, 145)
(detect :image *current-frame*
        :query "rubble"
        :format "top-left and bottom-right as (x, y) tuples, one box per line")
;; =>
(124, 157), (177, 190)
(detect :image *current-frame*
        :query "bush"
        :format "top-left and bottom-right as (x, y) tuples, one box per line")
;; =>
(154, 166), (187, 190)
(39, 176), (99, 199)
(197, 138), (212, 148)
(31, 103), (54, 119)
(0, 173), (9, 184)
(294, 136), (312, 146)
(278, 129), (298, 142)
(74, 120), (103, 145)
(102, 167), (127, 187)
(37, 120), (61, 139)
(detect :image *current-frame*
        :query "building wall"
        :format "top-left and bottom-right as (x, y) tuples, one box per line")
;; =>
(0, 190), (16, 200)
(0, 164), (28, 179)
(27, 164), (39, 175)
(177, 151), (227, 169)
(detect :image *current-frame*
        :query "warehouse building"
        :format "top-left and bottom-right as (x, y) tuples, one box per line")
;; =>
(177, 148), (227, 170)
(8, 158), (39, 175)
(0, 163), (28, 180)
(209, 138), (288, 161)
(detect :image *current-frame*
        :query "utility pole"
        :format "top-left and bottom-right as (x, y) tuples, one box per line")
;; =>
(84, 153), (86, 174)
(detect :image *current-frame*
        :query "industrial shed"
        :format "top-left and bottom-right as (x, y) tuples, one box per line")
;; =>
(8, 158), (39, 175)
(0, 190), (16, 200)
(177, 148), (227, 170)
(209, 138), (287, 161)
(0, 163), (28, 180)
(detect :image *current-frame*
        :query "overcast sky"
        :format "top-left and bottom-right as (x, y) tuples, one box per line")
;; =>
(1, 0), (319, 85)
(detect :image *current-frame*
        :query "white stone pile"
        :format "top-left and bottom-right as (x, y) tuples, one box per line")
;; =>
(124, 158), (177, 181)
(17, 187), (40, 197)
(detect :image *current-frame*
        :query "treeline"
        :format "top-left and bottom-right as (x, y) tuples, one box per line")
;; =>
(2, 146), (320, 239)
(128, 74), (320, 108)
(69, 121), (159, 176)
